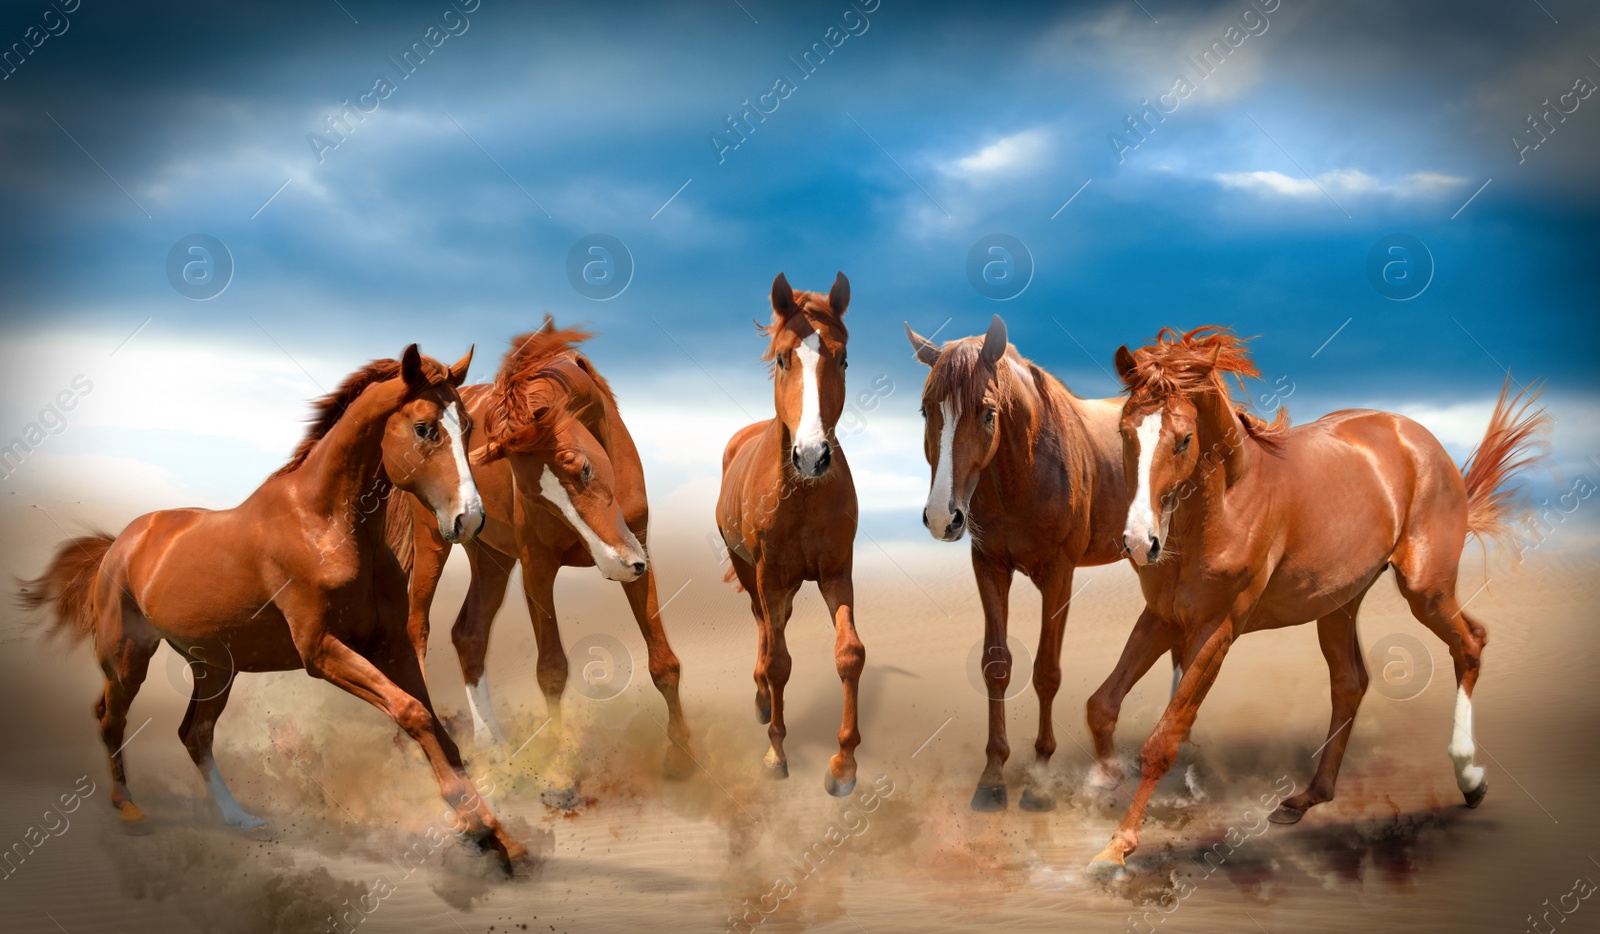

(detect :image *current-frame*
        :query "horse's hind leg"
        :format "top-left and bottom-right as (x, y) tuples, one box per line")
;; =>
(1393, 555), (1489, 808)
(176, 656), (263, 829)
(1271, 601), (1371, 824)
(727, 553), (767, 723)
(450, 541), (515, 748)
(96, 629), (157, 821)
(620, 563), (695, 777)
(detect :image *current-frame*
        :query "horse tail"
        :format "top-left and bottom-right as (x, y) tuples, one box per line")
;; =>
(721, 563), (745, 593)
(385, 490), (417, 576)
(1460, 377), (1551, 547)
(16, 533), (116, 646)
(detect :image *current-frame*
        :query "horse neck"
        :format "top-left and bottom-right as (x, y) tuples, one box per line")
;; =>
(296, 380), (404, 523)
(1171, 387), (1255, 539)
(987, 363), (1085, 499)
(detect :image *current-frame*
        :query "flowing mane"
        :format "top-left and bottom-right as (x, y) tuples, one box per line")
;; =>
(1121, 326), (1289, 448)
(484, 316), (612, 455)
(271, 355), (453, 478)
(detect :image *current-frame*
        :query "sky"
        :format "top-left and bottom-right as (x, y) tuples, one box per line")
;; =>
(1, 0), (1596, 547)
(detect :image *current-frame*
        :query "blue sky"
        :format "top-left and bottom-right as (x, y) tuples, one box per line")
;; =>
(1, 0), (1596, 543)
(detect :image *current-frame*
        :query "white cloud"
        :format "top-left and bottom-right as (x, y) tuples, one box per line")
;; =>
(948, 129), (1050, 176)
(1214, 168), (1466, 199)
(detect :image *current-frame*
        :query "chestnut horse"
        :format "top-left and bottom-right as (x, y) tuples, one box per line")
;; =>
(1086, 326), (1549, 872)
(717, 272), (865, 796)
(905, 314), (1143, 811)
(18, 347), (527, 863)
(390, 319), (693, 785)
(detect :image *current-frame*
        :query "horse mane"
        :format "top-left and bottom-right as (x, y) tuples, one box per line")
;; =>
(1122, 326), (1289, 449)
(923, 338), (1085, 469)
(484, 315), (611, 455)
(271, 355), (452, 478)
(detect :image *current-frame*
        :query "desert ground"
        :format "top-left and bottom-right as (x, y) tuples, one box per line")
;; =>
(1, 486), (1596, 934)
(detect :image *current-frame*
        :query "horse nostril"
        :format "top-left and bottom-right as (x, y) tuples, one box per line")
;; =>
(1148, 537), (1161, 560)
(630, 561), (646, 576)
(922, 508), (931, 529)
(950, 508), (965, 530)
(791, 448), (803, 470)
(815, 444), (831, 473)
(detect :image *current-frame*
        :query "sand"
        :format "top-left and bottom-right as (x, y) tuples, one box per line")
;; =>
(1, 487), (1596, 934)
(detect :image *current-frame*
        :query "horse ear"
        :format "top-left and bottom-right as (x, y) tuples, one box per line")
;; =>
(979, 315), (1008, 367)
(540, 313), (557, 333)
(905, 323), (940, 367)
(448, 345), (473, 388)
(829, 272), (850, 316)
(1114, 345), (1138, 385)
(400, 344), (426, 391)
(771, 272), (799, 318)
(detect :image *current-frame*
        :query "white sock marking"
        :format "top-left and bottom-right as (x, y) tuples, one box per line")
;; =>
(466, 678), (506, 747)
(1449, 685), (1485, 793)
(204, 760), (265, 829)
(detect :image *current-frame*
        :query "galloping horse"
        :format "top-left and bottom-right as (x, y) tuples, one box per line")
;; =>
(389, 318), (694, 782)
(717, 272), (865, 796)
(19, 347), (527, 863)
(905, 315), (1142, 811)
(1086, 326), (1548, 872)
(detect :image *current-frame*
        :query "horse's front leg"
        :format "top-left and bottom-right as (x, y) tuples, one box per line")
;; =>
(971, 550), (1015, 811)
(817, 566), (864, 797)
(1088, 616), (1235, 873)
(1086, 608), (1181, 792)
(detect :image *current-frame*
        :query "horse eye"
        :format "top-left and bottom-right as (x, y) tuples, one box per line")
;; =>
(983, 407), (997, 427)
(414, 422), (436, 442)
(581, 462), (593, 484)
(776, 353), (788, 370)
(839, 352), (848, 370)
(1175, 434), (1192, 454)
(919, 405), (926, 418)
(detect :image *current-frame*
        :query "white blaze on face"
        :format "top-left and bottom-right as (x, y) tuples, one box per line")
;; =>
(1124, 411), (1164, 565)
(537, 465), (646, 582)
(1448, 686), (1485, 793)
(924, 398), (962, 541)
(466, 678), (506, 747)
(439, 403), (484, 542)
(792, 332), (828, 472)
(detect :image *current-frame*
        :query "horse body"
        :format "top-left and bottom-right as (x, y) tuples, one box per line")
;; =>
(1086, 326), (1549, 872)
(905, 315), (1137, 812)
(20, 347), (527, 864)
(716, 271), (865, 796)
(396, 321), (693, 784)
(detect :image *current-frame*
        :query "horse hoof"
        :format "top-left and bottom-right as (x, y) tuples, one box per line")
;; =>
(970, 784), (1007, 812)
(1018, 788), (1056, 812)
(118, 802), (146, 822)
(823, 770), (856, 798)
(755, 700), (772, 725)
(1464, 779), (1488, 809)
(229, 814), (268, 831)
(540, 784), (585, 811)
(763, 759), (789, 780)
(1084, 854), (1126, 879)
(1267, 804), (1305, 824)
(663, 750), (695, 781)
